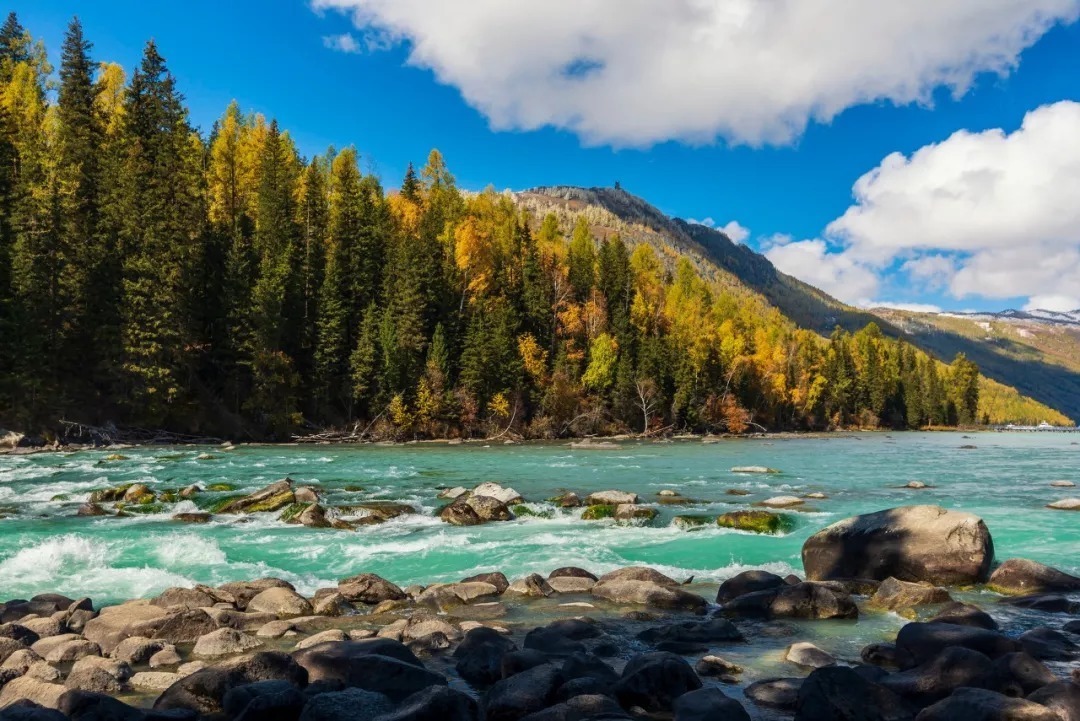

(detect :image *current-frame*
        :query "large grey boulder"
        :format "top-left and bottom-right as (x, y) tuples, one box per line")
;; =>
(153, 651), (307, 716)
(291, 639), (445, 702)
(894, 623), (1019, 669)
(337, 574), (406, 605)
(611, 652), (702, 713)
(802, 506), (993, 584)
(987, 558), (1080, 595)
(915, 687), (1061, 720)
(794, 666), (915, 721)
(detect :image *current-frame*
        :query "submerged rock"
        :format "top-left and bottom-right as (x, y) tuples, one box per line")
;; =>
(758, 496), (804, 508)
(672, 515), (713, 531)
(785, 642), (835, 669)
(916, 687), (1061, 721)
(717, 510), (793, 534)
(745, 677), (803, 711)
(1046, 497), (1080, 510)
(731, 466), (779, 474)
(218, 479), (296, 514)
(801, 505), (993, 584)
(592, 580), (706, 612)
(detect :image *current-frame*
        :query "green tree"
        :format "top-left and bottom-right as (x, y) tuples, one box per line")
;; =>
(567, 216), (596, 301)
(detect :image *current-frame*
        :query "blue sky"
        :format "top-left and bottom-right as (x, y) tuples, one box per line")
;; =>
(16, 1), (1080, 312)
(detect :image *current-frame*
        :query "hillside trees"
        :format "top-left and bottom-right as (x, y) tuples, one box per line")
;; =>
(1, 15), (1046, 439)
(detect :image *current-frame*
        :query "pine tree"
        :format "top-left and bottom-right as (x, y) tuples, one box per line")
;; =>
(117, 41), (202, 425)
(567, 216), (596, 301)
(295, 156), (328, 389)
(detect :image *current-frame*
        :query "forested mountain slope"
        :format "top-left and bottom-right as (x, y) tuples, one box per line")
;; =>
(873, 309), (1080, 423)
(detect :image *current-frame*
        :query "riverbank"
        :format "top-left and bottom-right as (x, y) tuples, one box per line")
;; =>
(1, 503), (1078, 720)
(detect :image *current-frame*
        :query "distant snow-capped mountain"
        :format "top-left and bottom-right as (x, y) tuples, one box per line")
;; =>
(937, 309), (1080, 327)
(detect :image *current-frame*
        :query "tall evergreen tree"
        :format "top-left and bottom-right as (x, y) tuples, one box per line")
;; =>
(567, 216), (596, 301)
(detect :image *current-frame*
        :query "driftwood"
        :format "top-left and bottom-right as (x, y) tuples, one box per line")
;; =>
(291, 412), (386, 444)
(59, 420), (222, 446)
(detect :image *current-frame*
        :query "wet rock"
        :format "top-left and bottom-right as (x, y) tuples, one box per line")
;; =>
(580, 505), (616, 521)
(152, 587), (218, 610)
(592, 580), (707, 612)
(415, 582), (500, 608)
(1047, 498), (1080, 510)
(672, 515), (713, 531)
(219, 479), (295, 514)
(548, 492), (581, 508)
(795, 666), (915, 721)
(0, 678), (67, 710)
(786, 642), (836, 669)
(153, 651), (308, 716)
(547, 577), (595, 594)
(879, 646), (993, 705)
(337, 573), (406, 605)
(613, 504), (658, 524)
(895, 622), (1019, 669)
(297, 687), (394, 721)
(171, 512), (212, 524)
(472, 483), (523, 505)
(988, 558), (1080, 595)
(501, 650), (553, 680)
(291, 639), (445, 702)
(673, 687), (751, 721)
(461, 572), (510, 593)
(769, 582), (858, 620)
(484, 662), (562, 721)
(381, 686), (481, 721)
(70, 656), (132, 684)
(438, 486), (468, 500)
(110, 636), (166, 664)
(584, 491), (638, 505)
(402, 614), (460, 644)
(246, 587), (313, 617)
(1000, 594), (1078, 613)
(294, 630), (348, 650)
(152, 609), (221, 645)
(758, 496), (805, 508)
(1017, 627), (1077, 660)
(76, 503), (108, 517)
(903, 481), (929, 489)
(465, 495), (515, 522)
(293, 486), (320, 504)
(438, 498), (483, 526)
(192, 628), (263, 657)
(517, 694), (629, 721)
(612, 652), (702, 713)
(717, 570), (787, 603)
(978, 652), (1056, 698)
(869, 577), (953, 612)
(916, 687), (1060, 720)
(928, 601), (999, 630)
(506, 575), (554, 597)
(294, 503), (332, 528)
(638, 619), (743, 645)
(596, 567), (678, 586)
(718, 589), (780, 618)
(454, 627), (518, 686)
(861, 642), (899, 668)
(716, 510), (793, 535)
(731, 466), (779, 474)
(217, 578), (295, 610)
(122, 483), (155, 504)
(802, 505), (993, 584)
(149, 647), (181, 668)
(695, 655), (742, 678)
(745, 678), (803, 711)
(1027, 681), (1080, 721)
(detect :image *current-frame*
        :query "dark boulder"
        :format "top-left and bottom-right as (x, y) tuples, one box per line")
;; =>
(461, 572), (510, 594)
(336, 574), (406, 605)
(559, 653), (618, 687)
(878, 646), (994, 706)
(57, 691), (154, 721)
(548, 568), (598, 582)
(770, 582), (858, 620)
(1027, 681), (1080, 721)
(637, 618), (743, 645)
(745, 678), (803, 711)
(296, 688), (394, 721)
(483, 663), (562, 721)
(378, 686), (481, 721)
(719, 589), (778, 618)
(794, 666), (915, 721)
(517, 694), (629, 721)
(988, 558), (1080, 595)
(0, 700), (70, 721)
(673, 687), (751, 721)
(916, 687), (1061, 720)
(229, 683), (305, 721)
(500, 650), (553, 680)
(1018, 627), (1078, 661)
(1000, 594), (1077, 614)
(801, 506), (993, 585)
(715, 570), (786, 604)
(894, 622), (1019, 669)
(453, 627), (518, 686)
(977, 652), (1056, 698)
(291, 640), (444, 703)
(153, 651), (307, 716)
(860, 643), (899, 668)
(928, 602), (999, 631)
(611, 652), (702, 713)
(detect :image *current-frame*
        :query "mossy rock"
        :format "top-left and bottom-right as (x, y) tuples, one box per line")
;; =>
(340, 501), (415, 521)
(343, 485), (366, 492)
(673, 515), (713, 531)
(279, 502), (312, 523)
(102, 454), (129, 462)
(50, 494), (70, 502)
(581, 504), (616, 521)
(513, 504), (554, 519)
(241, 490), (295, 513)
(716, 510), (794, 535)
(158, 490), (179, 503)
(616, 506), (659, 524)
(206, 483), (236, 492)
(88, 484), (134, 504)
(199, 494), (246, 513)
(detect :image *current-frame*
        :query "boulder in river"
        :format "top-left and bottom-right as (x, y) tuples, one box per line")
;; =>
(757, 496), (804, 508)
(785, 642), (835, 669)
(592, 580), (706, 612)
(987, 558), (1080, 595)
(894, 622), (1019, 669)
(218, 479), (295, 514)
(717, 570), (787, 603)
(613, 504), (658, 523)
(794, 665), (914, 721)
(731, 466), (779, 474)
(292, 639), (446, 702)
(337, 573), (406, 605)
(717, 510), (793, 535)
(465, 495), (514, 522)
(801, 505), (993, 584)
(611, 652), (702, 712)
(769, 582), (858, 620)
(916, 687), (1061, 721)
(471, 482), (523, 505)
(1046, 497), (1080, 510)
(584, 490), (638, 505)
(868, 577), (953, 612)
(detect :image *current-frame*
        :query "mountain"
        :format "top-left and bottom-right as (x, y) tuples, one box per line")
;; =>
(514, 185), (1075, 424)
(871, 307), (1080, 423)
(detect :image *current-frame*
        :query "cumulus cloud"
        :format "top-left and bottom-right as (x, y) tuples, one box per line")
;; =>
(763, 236), (880, 305)
(719, 221), (750, 245)
(323, 32), (363, 53)
(688, 217), (716, 228)
(870, 301), (944, 313)
(819, 101), (1080, 310)
(311, 0), (1080, 146)
(1024, 295), (1080, 312)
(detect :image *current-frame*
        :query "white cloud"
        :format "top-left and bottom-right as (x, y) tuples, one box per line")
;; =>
(821, 101), (1080, 308)
(323, 32), (363, 54)
(763, 236), (880, 305)
(311, 0), (1080, 146)
(1023, 295), (1080, 312)
(719, 221), (750, 245)
(688, 217), (716, 228)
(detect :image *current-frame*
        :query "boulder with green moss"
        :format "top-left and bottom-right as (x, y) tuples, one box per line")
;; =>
(614, 504), (658, 524)
(581, 504), (616, 520)
(279, 502), (312, 523)
(206, 483), (236, 492)
(673, 515), (713, 531)
(88, 484), (134, 504)
(217, 479), (295, 514)
(717, 510), (793, 535)
(512, 504), (554, 519)
(122, 484), (156, 504)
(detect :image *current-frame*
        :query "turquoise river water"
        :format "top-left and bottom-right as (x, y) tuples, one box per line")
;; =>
(1, 431), (1077, 608)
